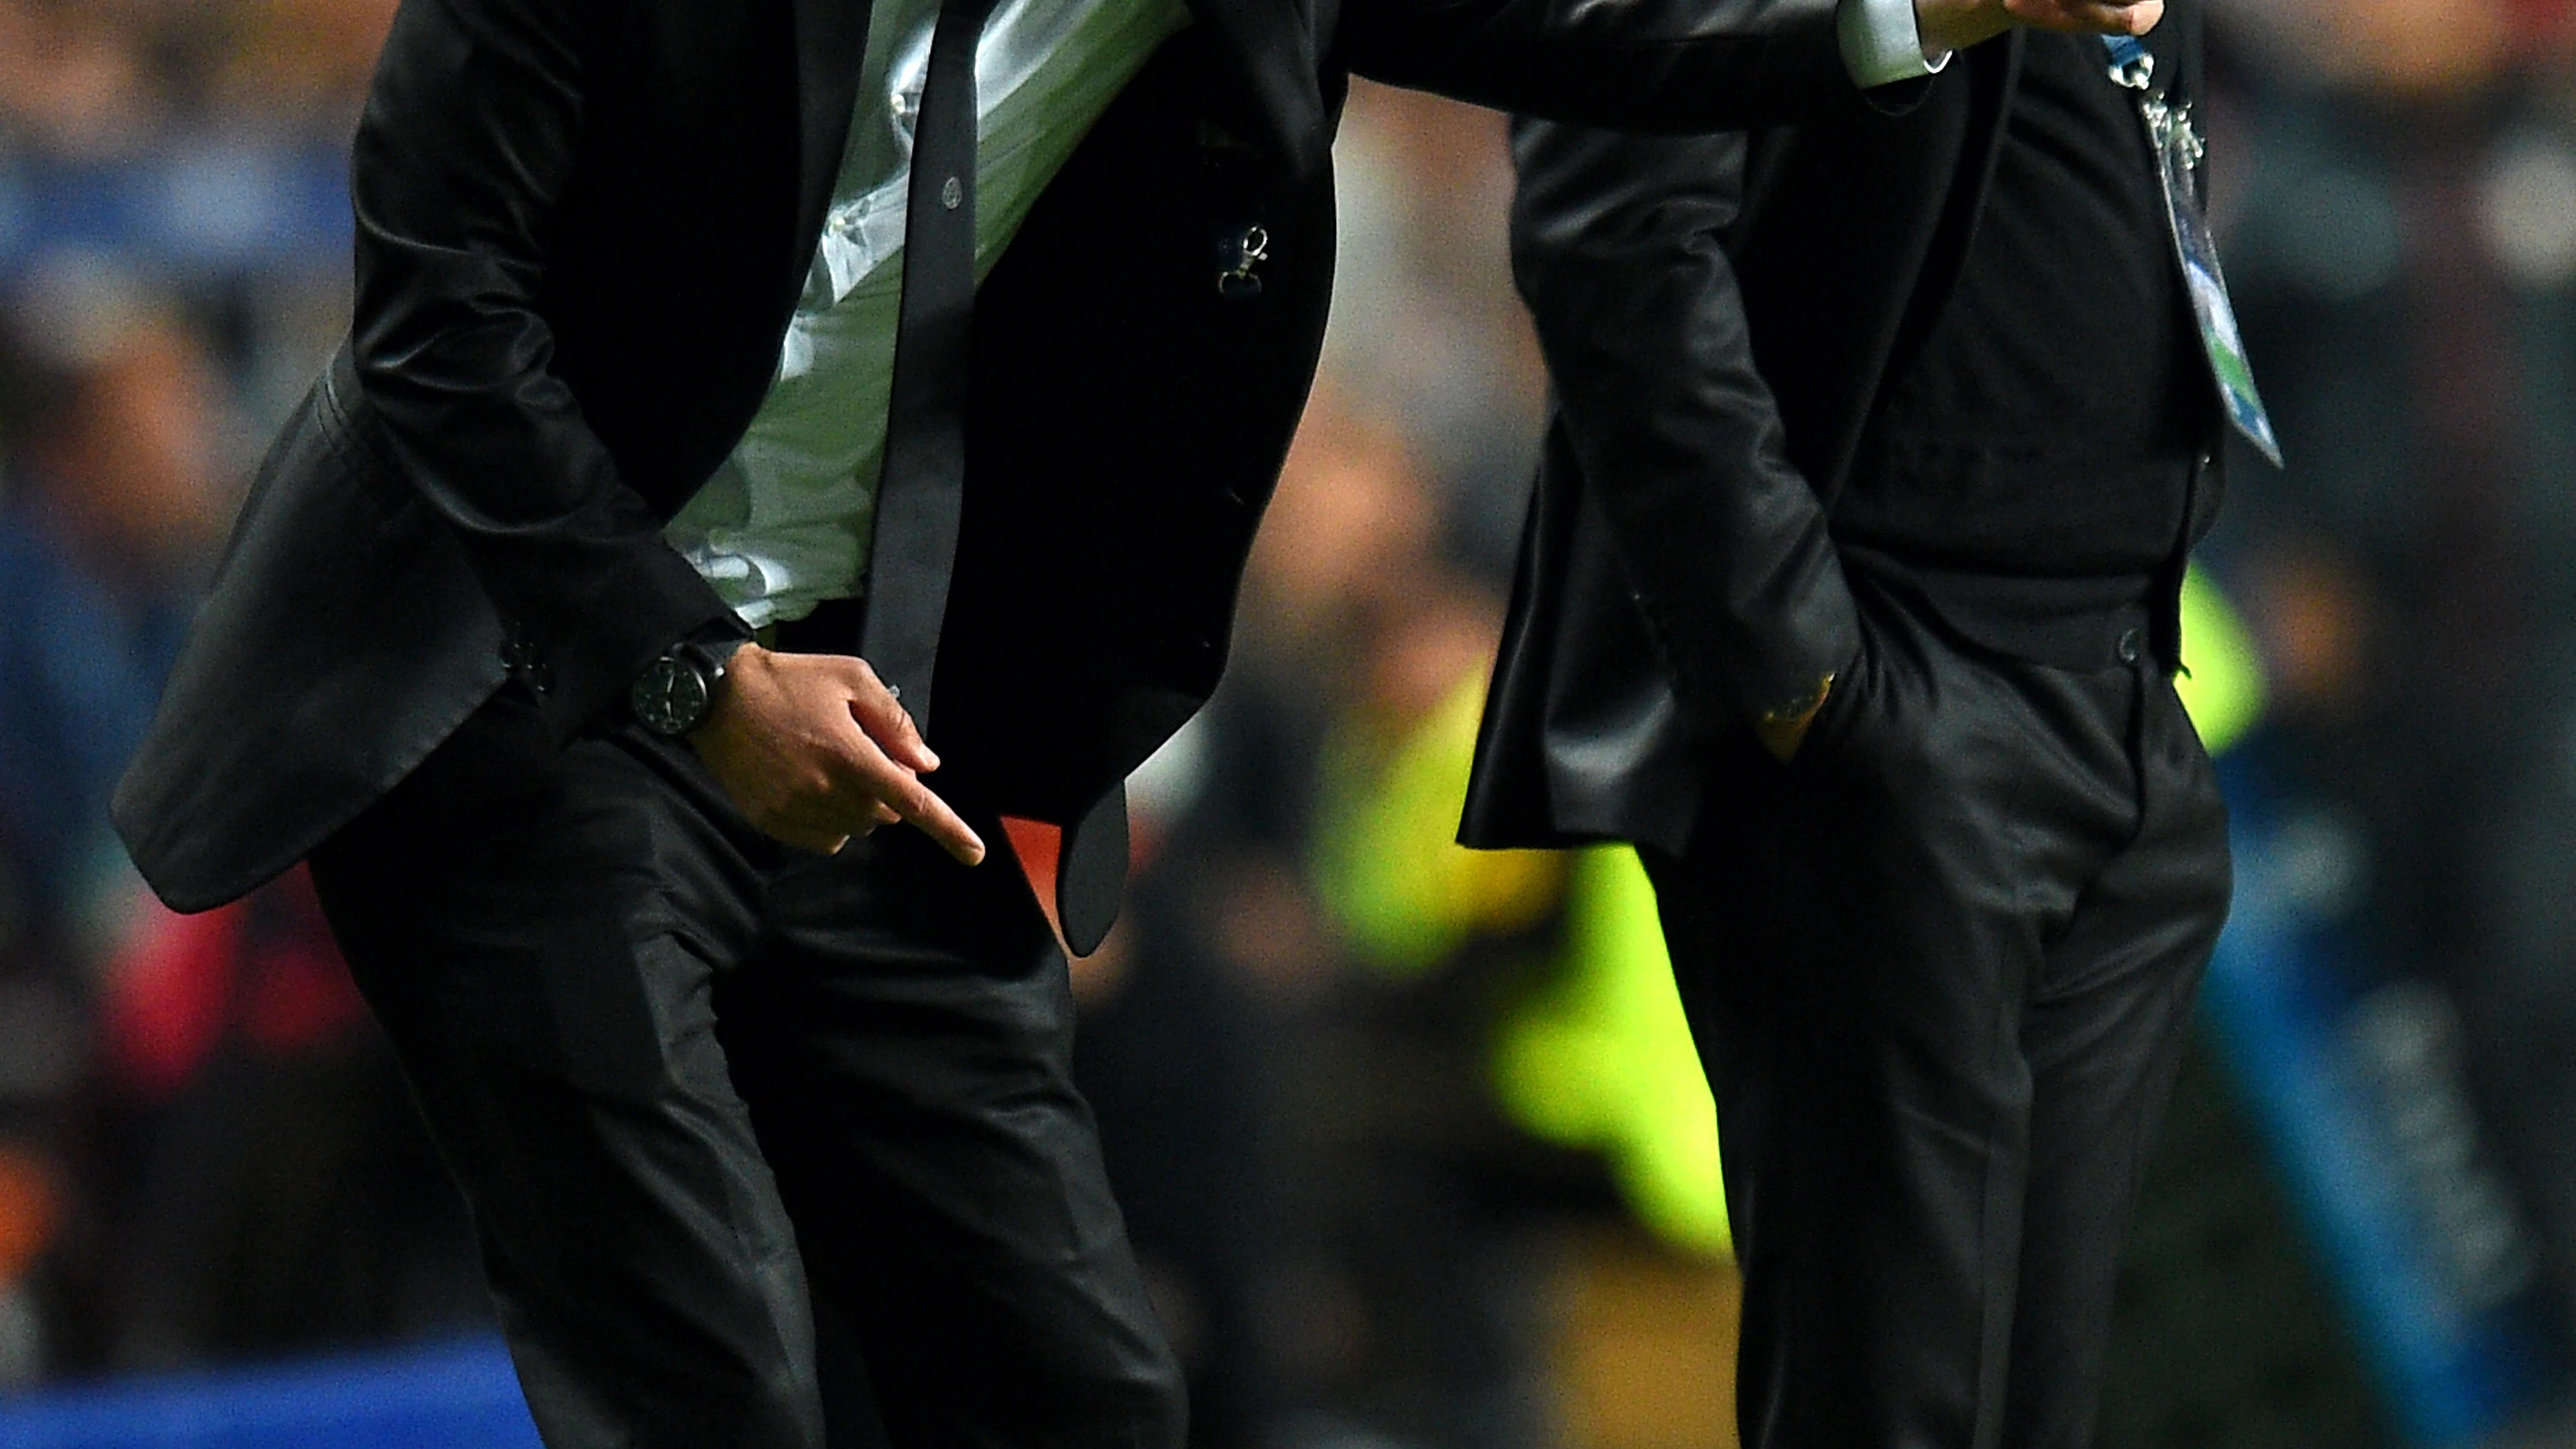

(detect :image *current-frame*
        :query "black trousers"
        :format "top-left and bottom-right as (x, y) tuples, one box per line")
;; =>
(1643, 583), (2231, 1449)
(308, 683), (1185, 1449)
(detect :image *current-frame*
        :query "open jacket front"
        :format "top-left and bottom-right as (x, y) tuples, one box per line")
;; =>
(1463, 12), (2225, 854)
(115, 0), (1878, 914)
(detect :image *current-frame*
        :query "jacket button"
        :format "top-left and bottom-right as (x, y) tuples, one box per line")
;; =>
(500, 625), (551, 693)
(2117, 627), (2143, 664)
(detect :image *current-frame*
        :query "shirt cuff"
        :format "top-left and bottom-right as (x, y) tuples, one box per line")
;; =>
(1838, 0), (1952, 88)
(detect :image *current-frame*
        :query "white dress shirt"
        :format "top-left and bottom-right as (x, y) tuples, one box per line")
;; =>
(665, 0), (1194, 629)
(670, 0), (1941, 629)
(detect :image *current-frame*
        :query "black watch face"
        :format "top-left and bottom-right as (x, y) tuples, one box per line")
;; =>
(632, 656), (712, 737)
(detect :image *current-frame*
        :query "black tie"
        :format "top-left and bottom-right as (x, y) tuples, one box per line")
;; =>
(861, 0), (1128, 954)
(862, 0), (998, 737)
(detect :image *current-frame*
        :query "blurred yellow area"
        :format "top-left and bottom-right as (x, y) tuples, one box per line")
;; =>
(2176, 567), (2267, 757)
(1314, 567), (2269, 1268)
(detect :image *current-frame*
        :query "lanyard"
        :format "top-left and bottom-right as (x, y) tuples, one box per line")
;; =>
(2099, 32), (2285, 466)
(2102, 33), (2156, 91)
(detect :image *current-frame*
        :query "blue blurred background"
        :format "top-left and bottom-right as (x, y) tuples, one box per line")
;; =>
(3, 0), (2576, 1445)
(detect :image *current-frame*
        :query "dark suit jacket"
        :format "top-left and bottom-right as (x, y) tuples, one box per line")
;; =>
(113, 0), (1887, 913)
(1461, 12), (2219, 853)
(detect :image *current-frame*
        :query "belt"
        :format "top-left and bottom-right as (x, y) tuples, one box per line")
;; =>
(1844, 555), (2165, 672)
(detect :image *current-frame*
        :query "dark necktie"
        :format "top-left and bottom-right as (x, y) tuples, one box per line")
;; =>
(861, 0), (1129, 954)
(862, 0), (999, 736)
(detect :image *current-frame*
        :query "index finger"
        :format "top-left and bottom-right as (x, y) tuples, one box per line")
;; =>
(884, 773), (987, 865)
(839, 658), (940, 774)
(823, 740), (987, 866)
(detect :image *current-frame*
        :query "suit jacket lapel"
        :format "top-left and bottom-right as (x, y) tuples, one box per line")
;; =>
(785, 0), (1323, 241)
(789, 0), (876, 284)
(1184, 0), (1327, 174)
(1873, 34), (2019, 420)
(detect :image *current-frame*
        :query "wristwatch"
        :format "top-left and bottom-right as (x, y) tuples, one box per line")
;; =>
(630, 637), (746, 738)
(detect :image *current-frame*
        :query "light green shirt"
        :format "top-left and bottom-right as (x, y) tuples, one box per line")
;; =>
(667, 0), (1193, 628)
(669, 0), (1935, 628)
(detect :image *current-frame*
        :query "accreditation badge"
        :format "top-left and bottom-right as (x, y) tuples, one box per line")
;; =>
(2105, 36), (2284, 468)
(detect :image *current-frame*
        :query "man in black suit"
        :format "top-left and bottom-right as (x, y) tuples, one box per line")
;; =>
(110, 0), (2156, 1443)
(1465, 3), (2251, 1445)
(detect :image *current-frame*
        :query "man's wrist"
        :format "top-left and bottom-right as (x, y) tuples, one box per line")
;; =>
(1753, 671), (1837, 761)
(1839, 0), (1952, 88)
(699, 634), (750, 673)
(1756, 673), (1836, 729)
(686, 638), (756, 743)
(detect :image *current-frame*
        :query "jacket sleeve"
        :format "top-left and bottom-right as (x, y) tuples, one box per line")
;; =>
(1341, 0), (1911, 130)
(347, 0), (744, 743)
(1507, 118), (1859, 735)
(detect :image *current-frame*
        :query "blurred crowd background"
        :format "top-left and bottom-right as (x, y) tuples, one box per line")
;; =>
(3, 0), (2576, 1446)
